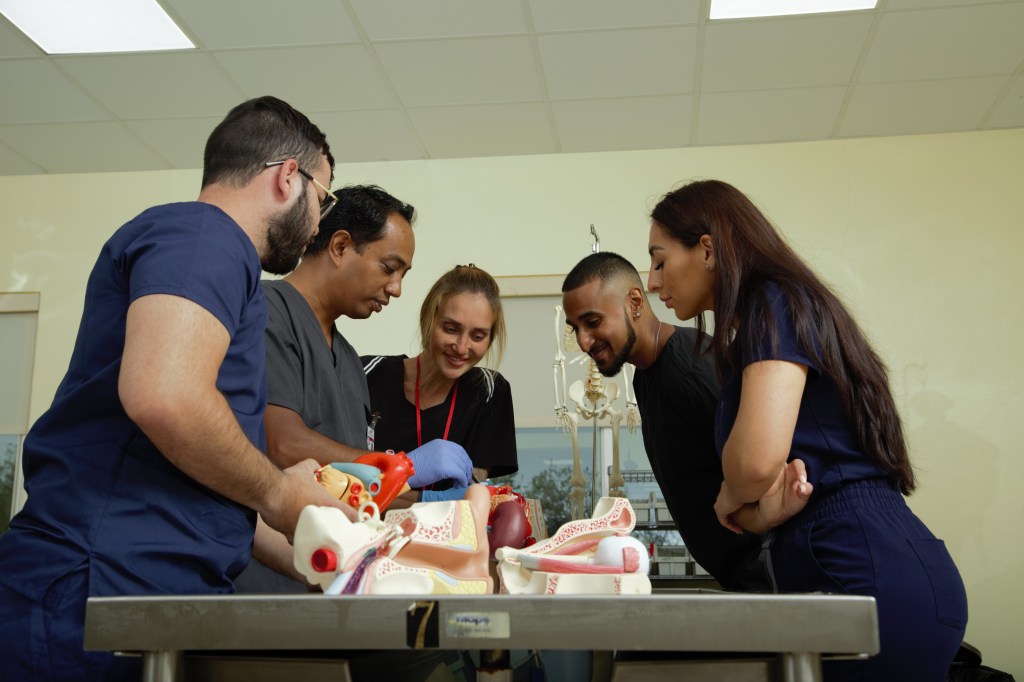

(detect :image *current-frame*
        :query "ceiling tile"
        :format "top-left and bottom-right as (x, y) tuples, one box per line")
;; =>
(703, 14), (873, 92)
(123, 117), (223, 169)
(861, 4), (1024, 82)
(529, 0), (700, 32)
(0, 140), (44, 175)
(56, 53), (243, 119)
(349, 0), (525, 40)
(0, 0), (1022, 177)
(0, 60), (111, 124)
(214, 45), (394, 112)
(987, 76), (1024, 129)
(312, 110), (425, 163)
(552, 96), (692, 152)
(0, 122), (170, 173)
(697, 87), (847, 145)
(0, 17), (42, 57)
(163, 0), (359, 48)
(539, 27), (697, 100)
(839, 77), (1008, 138)
(407, 103), (555, 157)
(375, 37), (542, 106)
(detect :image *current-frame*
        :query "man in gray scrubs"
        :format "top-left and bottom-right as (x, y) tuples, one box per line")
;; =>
(237, 185), (476, 591)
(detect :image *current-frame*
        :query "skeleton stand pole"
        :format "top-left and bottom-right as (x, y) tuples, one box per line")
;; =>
(609, 410), (625, 497)
(590, 413), (598, 515)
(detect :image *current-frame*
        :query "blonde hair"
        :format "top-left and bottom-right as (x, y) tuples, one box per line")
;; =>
(418, 264), (506, 367)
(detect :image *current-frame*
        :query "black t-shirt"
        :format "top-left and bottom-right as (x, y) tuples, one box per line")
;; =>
(633, 326), (761, 587)
(361, 355), (519, 484)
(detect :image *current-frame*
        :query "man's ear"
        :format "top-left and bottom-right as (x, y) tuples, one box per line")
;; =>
(329, 230), (353, 263)
(627, 286), (645, 318)
(267, 159), (300, 202)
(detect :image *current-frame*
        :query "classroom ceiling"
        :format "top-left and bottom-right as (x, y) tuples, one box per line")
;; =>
(0, 0), (1022, 176)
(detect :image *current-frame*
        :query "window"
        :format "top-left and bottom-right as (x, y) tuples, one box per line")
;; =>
(496, 427), (683, 551)
(0, 292), (39, 534)
(0, 435), (19, 532)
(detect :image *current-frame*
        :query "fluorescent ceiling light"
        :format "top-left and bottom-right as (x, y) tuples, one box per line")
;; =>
(0, 0), (193, 55)
(710, 0), (877, 20)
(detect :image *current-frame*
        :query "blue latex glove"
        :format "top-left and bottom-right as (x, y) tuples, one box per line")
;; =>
(421, 486), (469, 503)
(406, 439), (474, 489)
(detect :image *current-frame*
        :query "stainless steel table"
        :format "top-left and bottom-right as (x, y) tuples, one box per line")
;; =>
(84, 592), (878, 682)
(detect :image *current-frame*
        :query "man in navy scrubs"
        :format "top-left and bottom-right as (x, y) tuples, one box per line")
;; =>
(0, 96), (353, 681)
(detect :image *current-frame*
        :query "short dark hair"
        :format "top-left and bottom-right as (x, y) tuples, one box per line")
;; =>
(202, 96), (334, 188)
(562, 252), (643, 293)
(304, 184), (416, 257)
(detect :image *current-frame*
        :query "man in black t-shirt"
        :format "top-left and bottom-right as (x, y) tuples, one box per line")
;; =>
(560, 252), (808, 590)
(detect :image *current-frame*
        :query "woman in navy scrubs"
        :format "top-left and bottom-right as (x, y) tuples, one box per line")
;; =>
(646, 179), (967, 681)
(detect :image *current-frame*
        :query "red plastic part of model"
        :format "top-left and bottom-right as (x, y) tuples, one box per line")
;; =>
(355, 451), (414, 511)
(311, 548), (337, 572)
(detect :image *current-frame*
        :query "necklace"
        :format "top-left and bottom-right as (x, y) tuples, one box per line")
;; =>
(414, 355), (458, 448)
(652, 322), (662, 363)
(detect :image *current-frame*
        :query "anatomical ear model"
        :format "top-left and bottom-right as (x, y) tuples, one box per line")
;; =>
(316, 450), (414, 512)
(294, 484), (493, 595)
(495, 497), (651, 595)
(486, 485), (535, 559)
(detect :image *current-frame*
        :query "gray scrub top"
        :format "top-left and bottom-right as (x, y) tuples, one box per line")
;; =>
(262, 279), (370, 449)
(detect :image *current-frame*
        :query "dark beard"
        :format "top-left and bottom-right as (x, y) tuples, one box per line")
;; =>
(598, 311), (636, 377)
(262, 197), (312, 275)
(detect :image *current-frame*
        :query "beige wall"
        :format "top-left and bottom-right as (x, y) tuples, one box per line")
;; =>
(2, 129), (1022, 676)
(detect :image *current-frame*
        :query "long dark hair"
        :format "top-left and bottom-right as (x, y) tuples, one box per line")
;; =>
(651, 179), (914, 494)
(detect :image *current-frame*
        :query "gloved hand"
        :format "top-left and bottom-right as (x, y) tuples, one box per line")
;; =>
(406, 439), (474, 489)
(421, 486), (469, 503)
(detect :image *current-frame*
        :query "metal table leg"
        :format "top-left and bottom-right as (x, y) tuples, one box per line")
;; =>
(780, 652), (822, 682)
(142, 649), (181, 682)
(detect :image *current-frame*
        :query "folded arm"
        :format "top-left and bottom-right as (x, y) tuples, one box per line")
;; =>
(715, 359), (808, 533)
(727, 458), (813, 534)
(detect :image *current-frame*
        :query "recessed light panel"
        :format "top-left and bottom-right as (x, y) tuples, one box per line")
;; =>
(0, 0), (193, 54)
(710, 0), (877, 20)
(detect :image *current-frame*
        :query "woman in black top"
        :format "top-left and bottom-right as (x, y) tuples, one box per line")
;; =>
(363, 264), (518, 505)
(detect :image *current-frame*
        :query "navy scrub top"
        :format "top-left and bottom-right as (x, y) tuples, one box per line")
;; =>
(0, 202), (266, 599)
(714, 282), (888, 492)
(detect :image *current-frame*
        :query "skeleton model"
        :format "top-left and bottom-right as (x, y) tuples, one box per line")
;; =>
(552, 227), (642, 519)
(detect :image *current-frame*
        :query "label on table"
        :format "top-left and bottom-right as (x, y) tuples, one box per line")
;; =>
(445, 612), (511, 639)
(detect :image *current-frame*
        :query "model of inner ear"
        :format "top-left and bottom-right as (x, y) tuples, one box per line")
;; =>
(294, 484), (493, 595)
(494, 497), (652, 595)
(316, 450), (414, 512)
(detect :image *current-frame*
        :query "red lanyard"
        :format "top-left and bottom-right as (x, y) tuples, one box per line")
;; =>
(415, 355), (458, 448)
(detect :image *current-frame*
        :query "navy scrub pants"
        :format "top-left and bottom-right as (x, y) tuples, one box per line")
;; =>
(767, 478), (968, 682)
(0, 565), (141, 682)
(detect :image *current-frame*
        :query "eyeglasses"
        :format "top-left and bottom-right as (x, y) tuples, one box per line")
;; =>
(265, 160), (338, 220)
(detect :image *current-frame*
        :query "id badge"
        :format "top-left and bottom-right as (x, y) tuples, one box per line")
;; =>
(366, 409), (381, 451)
